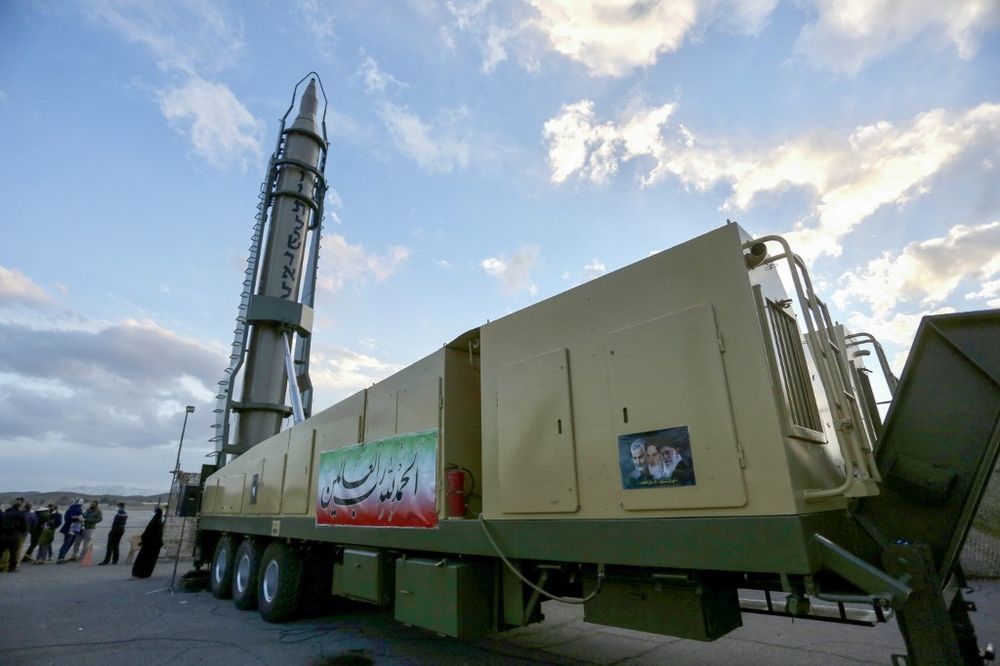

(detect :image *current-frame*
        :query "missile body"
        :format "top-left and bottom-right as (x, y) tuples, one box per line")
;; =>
(235, 79), (325, 451)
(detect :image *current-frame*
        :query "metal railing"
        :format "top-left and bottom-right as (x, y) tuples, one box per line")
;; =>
(745, 236), (881, 501)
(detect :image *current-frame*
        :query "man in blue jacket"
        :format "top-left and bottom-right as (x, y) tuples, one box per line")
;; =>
(57, 499), (84, 563)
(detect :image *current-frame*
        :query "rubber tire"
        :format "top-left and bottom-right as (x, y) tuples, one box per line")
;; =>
(258, 542), (303, 623)
(232, 539), (263, 610)
(209, 535), (235, 599)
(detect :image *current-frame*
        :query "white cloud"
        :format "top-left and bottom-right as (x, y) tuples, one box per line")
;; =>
(443, 0), (997, 79)
(480, 24), (517, 73)
(795, 0), (1000, 75)
(357, 56), (484, 173)
(0, 316), (220, 455)
(482, 244), (540, 296)
(829, 221), (998, 374)
(581, 258), (607, 280)
(526, 0), (777, 77)
(528, 0), (697, 77)
(157, 77), (264, 169)
(359, 55), (407, 94)
(966, 280), (1000, 308)
(562, 258), (607, 284)
(543, 100), (1000, 259)
(840, 307), (956, 376)
(310, 345), (402, 400)
(379, 102), (473, 173)
(88, 0), (245, 76)
(0, 266), (51, 307)
(834, 222), (1000, 318)
(315, 234), (410, 294)
(443, 0), (534, 74)
(88, 0), (263, 170)
(543, 99), (677, 185)
(295, 0), (338, 61)
(325, 187), (343, 210)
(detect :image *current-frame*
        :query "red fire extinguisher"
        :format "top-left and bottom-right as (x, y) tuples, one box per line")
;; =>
(446, 468), (467, 518)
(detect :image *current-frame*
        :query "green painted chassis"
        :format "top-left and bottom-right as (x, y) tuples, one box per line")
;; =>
(198, 509), (877, 578)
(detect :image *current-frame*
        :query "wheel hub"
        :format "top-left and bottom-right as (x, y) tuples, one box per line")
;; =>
(263, 560), (279, 604)
(236, 554), (250, 592)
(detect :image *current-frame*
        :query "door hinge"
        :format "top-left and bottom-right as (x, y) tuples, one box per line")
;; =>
(718, 335), (726, 353)
(736, 440), (747, 468)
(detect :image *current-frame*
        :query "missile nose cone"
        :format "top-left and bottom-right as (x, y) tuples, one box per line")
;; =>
(289, 77), (321, 135)
(295, 79), (319, 125)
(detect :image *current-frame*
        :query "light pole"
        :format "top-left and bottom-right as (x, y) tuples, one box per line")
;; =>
(166, 405), (195, 594)
(168, 406), (196, 515)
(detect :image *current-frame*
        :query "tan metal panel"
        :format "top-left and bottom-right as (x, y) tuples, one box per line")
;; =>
(315, 414), (364, 456)
(259, 454), (286, 514)
(497, 348), (579, 513)
(364, 389), (397, 441)
(608, 303), (747, 510)
(282, 427), (317, 515)
(397, 376), (443, 514)
(219, 474), (245, 513)
(397, 377), (442, 434)
(201, 478), (220, 515)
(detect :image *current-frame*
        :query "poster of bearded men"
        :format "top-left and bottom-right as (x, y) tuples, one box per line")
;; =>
(619, 426), (696, 490)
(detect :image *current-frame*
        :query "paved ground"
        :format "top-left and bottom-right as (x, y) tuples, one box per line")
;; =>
(1, 556), (997, 665)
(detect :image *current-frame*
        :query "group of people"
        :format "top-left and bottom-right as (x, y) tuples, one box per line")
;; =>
(626, 437), (696, 488)
(0, 498), (166, 578)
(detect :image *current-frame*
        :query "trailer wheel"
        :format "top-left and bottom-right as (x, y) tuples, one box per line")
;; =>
(209, 535), (235, 599)
(232, 539), (263, 610)
(258, 542), (303, 623)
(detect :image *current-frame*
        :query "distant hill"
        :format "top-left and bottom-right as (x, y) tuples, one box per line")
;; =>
(0, 489), (169, 509)
(61, 484), (166, 497)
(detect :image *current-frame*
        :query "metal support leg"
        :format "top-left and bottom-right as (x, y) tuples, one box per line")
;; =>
(882, 542), (963, 665)
(949, 587), (988, 664)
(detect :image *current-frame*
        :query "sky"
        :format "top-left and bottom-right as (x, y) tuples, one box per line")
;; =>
(0, 0), (998, 494)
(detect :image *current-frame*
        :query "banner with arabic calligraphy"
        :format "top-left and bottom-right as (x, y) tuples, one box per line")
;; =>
(315, 429), (438, 528)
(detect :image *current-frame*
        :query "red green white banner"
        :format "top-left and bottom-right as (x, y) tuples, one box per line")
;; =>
(315, 429), (438, 528)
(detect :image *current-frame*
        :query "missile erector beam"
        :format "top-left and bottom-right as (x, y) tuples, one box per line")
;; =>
(215, 75), (329, 458)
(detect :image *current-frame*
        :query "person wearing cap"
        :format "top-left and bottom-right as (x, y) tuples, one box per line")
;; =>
(71, 499), (103, 561)
(99, 503), (128, 565)
(57, 498), (84, 563)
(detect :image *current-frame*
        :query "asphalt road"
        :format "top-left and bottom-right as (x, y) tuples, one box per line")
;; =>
(1, 554), (997, 665)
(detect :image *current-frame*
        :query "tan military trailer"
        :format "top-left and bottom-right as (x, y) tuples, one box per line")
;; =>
(195, 221), (998, 663)
(190, 75), (998, 664)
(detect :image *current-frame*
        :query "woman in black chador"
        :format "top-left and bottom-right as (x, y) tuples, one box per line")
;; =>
(131, 507), (164, 578)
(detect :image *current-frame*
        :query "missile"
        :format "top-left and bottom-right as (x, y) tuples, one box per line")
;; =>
(230, 77), (327, 453)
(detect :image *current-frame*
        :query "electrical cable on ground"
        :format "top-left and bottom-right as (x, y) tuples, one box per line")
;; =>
(478, 513), (603, 605)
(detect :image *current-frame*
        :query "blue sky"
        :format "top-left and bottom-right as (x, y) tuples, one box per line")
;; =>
(1, 0), (998, 493)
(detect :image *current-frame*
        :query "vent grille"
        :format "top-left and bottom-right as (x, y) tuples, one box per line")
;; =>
(767, 300), (823, 433)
